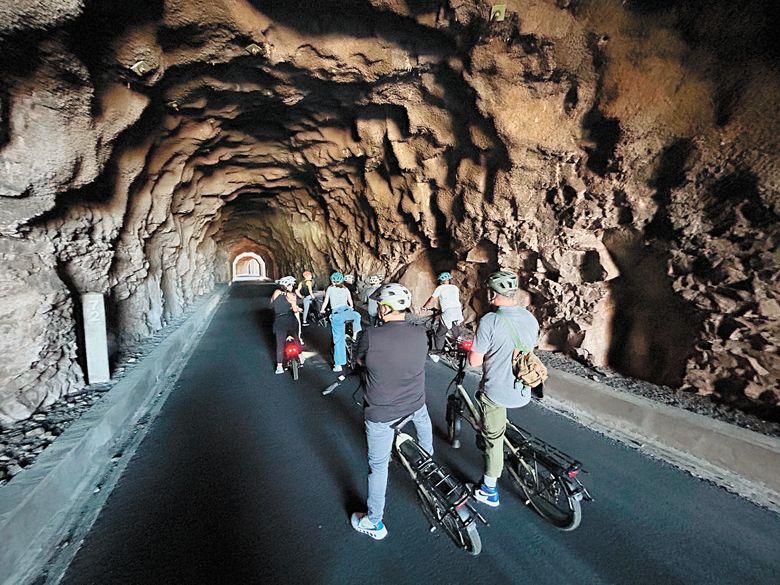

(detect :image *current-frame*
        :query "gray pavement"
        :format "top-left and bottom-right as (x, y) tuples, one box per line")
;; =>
(58, 283), (780, 585)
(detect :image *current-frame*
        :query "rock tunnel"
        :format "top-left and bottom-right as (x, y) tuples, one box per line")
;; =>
(1, 0), (778, 425)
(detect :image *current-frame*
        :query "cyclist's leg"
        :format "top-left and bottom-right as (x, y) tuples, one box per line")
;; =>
(331, 310), (347, 366)
(410, 404), (434, 455)
(450, 321), (462, 341)
(275, 329), (286, 364)
(350, 308), (362, 334)
(302, 296), (311, 323)
(478, 392), (507, 480)
(365, 419), (394, 525)
(433, 318), (447, 351)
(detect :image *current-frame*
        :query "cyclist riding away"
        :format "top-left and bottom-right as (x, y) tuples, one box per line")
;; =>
(297, 271), (317, 326)
(363, 275), (382, 326)
(422, 271), (464, 362)
(320, 272), (362, 372)
(467, 270), (539, 507)
(350, 283), (433, 540)
(271, 276), (304, 374)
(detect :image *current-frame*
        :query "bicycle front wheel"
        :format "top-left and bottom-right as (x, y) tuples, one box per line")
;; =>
(417, 487), (481, 555)
(345, 336), (353, 368)
(507, 455), (581, 531)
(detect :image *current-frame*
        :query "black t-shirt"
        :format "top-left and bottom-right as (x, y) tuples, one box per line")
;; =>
(354, 321), (427, 423)
(272, 292), (294, 316)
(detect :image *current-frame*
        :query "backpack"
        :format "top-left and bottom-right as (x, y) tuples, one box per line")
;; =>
(497, 313), (548, 389)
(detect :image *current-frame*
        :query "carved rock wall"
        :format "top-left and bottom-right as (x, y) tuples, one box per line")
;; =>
(0, 0), (777, 423)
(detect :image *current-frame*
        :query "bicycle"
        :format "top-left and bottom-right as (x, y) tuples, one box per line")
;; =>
(306, 296), (329, 328)
(283, 335), (303, 380)
(424, 308), (461, 357)
(392, 415), (485, 555)
(444, 340), (592, 531)
(345, 371), (486, 554)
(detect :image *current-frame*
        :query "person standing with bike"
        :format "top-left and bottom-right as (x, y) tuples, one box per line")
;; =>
(350, 283), (433, 540)
(271, 276), (303, 375)
(362, 275), (382, 327)
(320, 272), (362, 372)
(468, 270), (539, 507)
(296, 271), (317, 326)
(422, 271), (463, 362)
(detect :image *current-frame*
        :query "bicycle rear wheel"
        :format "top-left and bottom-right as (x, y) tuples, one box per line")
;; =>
(445, 395), (462, 446)
(507, 454), (581, 531)
(416, 486), (481, 555)
(291, 358), (299, 381)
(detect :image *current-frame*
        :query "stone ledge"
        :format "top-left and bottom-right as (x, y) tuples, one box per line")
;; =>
(454, 361), (780, 512)
(543, 368), (780, 512)
(0, 287), (226, 585)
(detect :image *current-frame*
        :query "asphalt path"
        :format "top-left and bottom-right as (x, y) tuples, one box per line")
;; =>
(59, 283), (780, 585)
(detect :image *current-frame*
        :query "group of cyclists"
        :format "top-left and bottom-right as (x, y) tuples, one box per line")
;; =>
(269, 268), (539, 541)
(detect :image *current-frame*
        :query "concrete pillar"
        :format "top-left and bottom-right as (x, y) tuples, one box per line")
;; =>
(82, 293), (110, 384)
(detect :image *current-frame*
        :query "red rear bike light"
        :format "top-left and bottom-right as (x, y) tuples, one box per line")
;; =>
(567, 469), (579, 478)
(458, 339), (473, 352)
(284, 342), (301, 358)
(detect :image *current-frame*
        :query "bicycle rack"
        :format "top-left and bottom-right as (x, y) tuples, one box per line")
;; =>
(397, 439), (486, 529)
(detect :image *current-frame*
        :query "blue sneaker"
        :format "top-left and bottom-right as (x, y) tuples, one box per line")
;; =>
(474, 484), (500, 507)
(350, 512), (388, 540)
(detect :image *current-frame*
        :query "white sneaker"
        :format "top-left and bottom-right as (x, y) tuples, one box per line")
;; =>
(429, 353), (440, 363)
(350, 512), (387, 540)
(299, 357), (305, 367)
(275, 365), (284, 374)
(333, 365), (343, 372)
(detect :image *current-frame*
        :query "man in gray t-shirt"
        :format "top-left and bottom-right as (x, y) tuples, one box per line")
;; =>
(468, 270), (539, 508)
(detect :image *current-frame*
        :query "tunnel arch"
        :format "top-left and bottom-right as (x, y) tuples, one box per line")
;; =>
(231, 252), (267, 281)
(0, 0), (777, 424)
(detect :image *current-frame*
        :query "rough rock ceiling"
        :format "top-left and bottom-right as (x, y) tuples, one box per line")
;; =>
(0, 0), (778, 423)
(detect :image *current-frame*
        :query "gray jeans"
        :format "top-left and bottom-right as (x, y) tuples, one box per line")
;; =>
(365, 404), (434, 524)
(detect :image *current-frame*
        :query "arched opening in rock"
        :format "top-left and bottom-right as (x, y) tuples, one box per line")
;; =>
(232, 252), (267, 281)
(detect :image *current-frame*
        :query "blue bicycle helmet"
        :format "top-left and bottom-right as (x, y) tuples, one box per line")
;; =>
(437, 271), (452, 282)
(330, 271), (345, 283)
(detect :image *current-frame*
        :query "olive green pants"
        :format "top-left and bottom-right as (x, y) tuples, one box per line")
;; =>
(478, 392), (507, 479)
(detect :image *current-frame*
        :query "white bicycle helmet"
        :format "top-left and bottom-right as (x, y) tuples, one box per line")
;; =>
(485, 270), (518, 295)
(370, 283), (412, 312)
(368, 275), (381, 286)
(278, 276), (296, 289)
(344, 274), (354, 284)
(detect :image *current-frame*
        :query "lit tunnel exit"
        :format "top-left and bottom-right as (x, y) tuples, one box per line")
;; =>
(231, 252), (268, 281)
